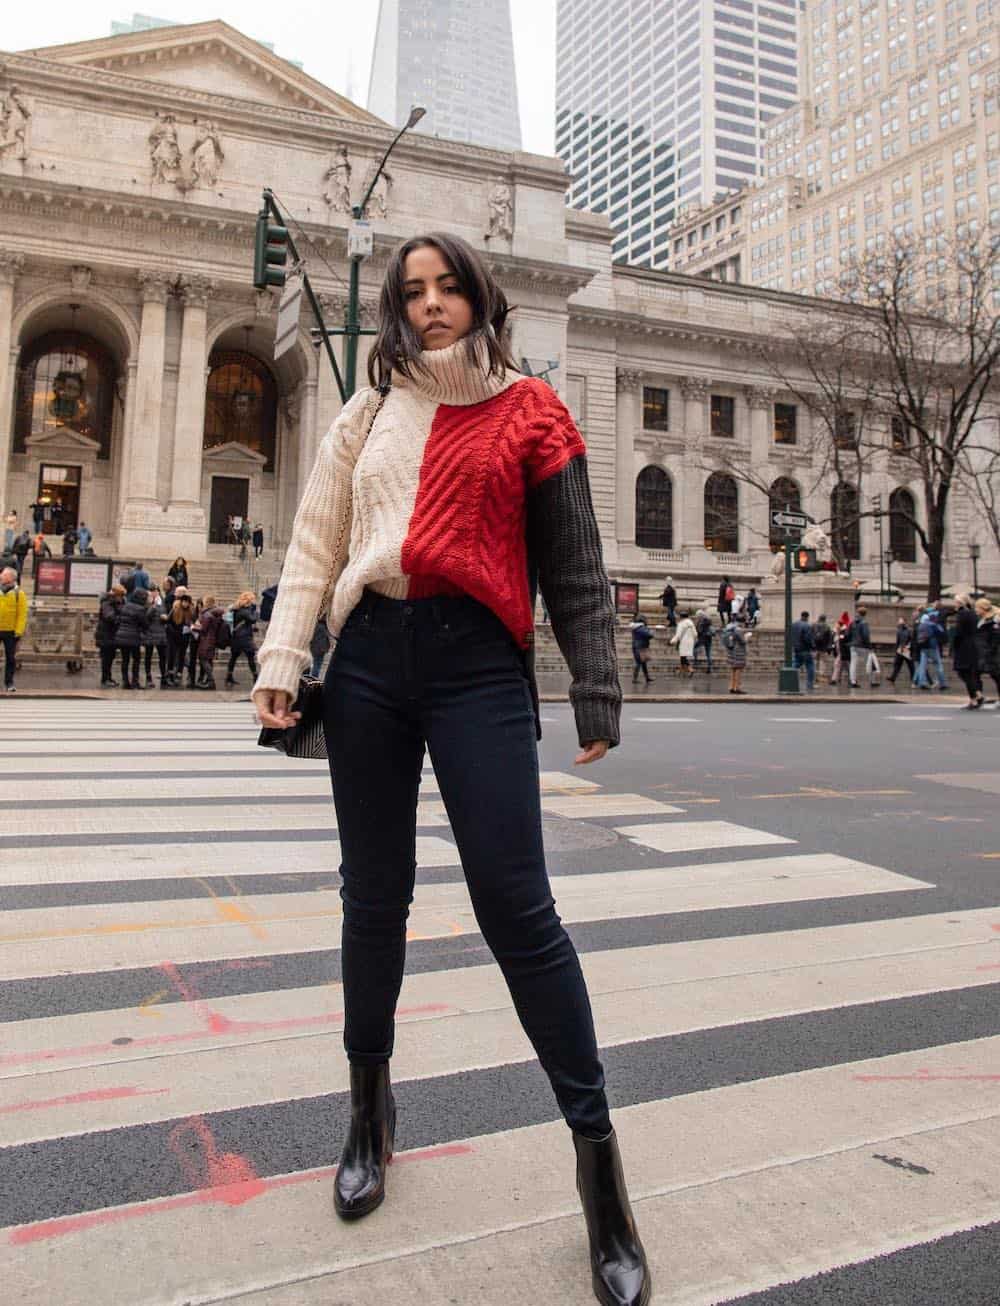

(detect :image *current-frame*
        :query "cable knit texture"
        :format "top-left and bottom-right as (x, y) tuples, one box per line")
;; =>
(255, 339), (622, 746)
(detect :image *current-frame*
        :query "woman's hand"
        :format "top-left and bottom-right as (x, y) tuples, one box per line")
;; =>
(575, 740), (610, 766)
(253, 689), (301, 729)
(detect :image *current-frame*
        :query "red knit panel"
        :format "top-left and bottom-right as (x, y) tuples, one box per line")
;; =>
(402, 379), (585, 646)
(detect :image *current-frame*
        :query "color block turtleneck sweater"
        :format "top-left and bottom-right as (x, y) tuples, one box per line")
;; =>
(254, 339), (622, 746)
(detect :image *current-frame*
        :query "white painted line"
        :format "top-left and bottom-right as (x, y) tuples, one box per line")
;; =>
(886, 715), (954, 721)
(632, 716), (703, 723)
(619, 820), (794, 854)
(766, 717), (835, 723)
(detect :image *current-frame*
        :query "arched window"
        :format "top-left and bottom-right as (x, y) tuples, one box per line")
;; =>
(14, 331), (117, 459)
(768, 476), (801, 550)
(889, 487), (917, 563)
(203, 351), (278, 471)
(704, 472), (739, 553)
(635, 466), (673, 549)
(830, 482), (861, 561)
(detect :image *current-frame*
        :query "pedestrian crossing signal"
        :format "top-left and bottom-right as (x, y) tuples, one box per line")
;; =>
(253, 211), (289, 289)
(793, 547), (819, 572)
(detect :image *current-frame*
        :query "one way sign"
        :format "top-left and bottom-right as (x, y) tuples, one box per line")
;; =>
(770, 508), (809, 531)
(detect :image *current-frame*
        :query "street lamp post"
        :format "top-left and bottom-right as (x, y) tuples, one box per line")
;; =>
(343, 106), (426, 398)
(970, 542), (981, 597)
(884, 547), (894, 598)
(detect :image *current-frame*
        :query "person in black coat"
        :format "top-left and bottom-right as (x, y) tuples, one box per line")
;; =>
(167, 557), (189, 589)
(142, 586), (169, 688)
(225, 592), (259, 686)
(952, 594), (982, 708)
(96, 584), (126, 687)
(887, 617), (915, 686)
(115, 587), (153, 689)
(974, 598), (1000, 702)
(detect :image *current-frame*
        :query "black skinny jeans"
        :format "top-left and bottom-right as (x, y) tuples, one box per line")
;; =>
(323, 591), (611, 1138)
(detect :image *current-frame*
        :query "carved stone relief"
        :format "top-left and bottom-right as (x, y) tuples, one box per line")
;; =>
(0, 86), (31, 162)
(254, 288), (277, 318)
(148, 113), (224, 192)
(0, 251), (26, 284)
(69, 265), (93, 293)
(322, 145), (353, 214)
(485, 180), (514, 242)
(360, 162), (393, 220)
(615, 368), (642, 393)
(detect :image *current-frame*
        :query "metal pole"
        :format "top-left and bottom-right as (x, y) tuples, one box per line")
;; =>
(778, 536), (800, 693)
(344, 254), (362, 400)
(973, 552), (980, 596)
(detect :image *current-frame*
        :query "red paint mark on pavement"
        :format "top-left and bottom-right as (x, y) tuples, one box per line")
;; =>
(8, 1142), (474, 1245)
(169, 1115), (266, 1206)
(0, 1003), (453, 1071)
(0, 1086), (169, 1115)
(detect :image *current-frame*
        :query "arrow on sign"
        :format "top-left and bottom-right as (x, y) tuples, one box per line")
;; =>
(771, 510), (809, 529)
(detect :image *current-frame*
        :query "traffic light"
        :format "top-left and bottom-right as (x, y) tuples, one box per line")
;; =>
(253, 209), (289, 289)
(793, 547), (819, 572)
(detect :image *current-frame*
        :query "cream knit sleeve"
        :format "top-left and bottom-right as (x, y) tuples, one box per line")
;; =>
(253, 388), (376, 700)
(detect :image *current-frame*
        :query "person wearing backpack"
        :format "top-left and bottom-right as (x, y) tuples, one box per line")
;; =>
(630, 617), (655, 684)
(693, 609), (714, 673)
(192, 594), (225, 690)
(848, 604), (878, 687)
(718, 576), (734, 623)
(722, 611), (749, 693)
(913, 604), (948, 691)
(812, 613), (834, 682)
(791, 610), (817, 691)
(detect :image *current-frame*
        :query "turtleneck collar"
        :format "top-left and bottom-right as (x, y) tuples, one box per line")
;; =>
(391, 337), (521, 407)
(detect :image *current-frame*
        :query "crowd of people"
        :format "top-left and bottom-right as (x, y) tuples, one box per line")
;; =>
(630, 601), (755, 694)
(94, 557), (261, 691)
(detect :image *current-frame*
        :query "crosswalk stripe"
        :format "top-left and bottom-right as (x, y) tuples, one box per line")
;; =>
(619, 819), (795, 854)
(0, 855), (931, 979)
(3, 1040), (998, 1302)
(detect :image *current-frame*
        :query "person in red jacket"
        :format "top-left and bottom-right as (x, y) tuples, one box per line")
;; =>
(253, 233), (646, 1305)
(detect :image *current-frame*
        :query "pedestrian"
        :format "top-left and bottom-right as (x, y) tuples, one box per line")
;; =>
(115, 585), (152, 689)
(812, 613), (834, 682)
(161, 574), (177, 614)
(0, 566), (27, 693)
(142, 585), (169, 688)
(887, 616), (914, 686)
(95, 583), (125, 687)
(260, 581), (279, 624)
(849, 604), (879, 687)
(693, 608), (714, 672)
(239, 519), (251, 561)
(631, 616), (654, 684)
(252, 522), (265, 559)
(4, 509), (16, 552)
(913, 603), (948, 691)
(225, 590), (259, 686)
(165, 588), (197, 687)
(252, 230), (647, 1306)
(11, 530), (30, 581)
(192, 593), (224, 689)
(745, 587), (760, 627)
(951, 593), (983, 709)
(722, 609), (749, 693)
(124, 561), (151, 594)
(77, 521), (93, 555)
(718, 575), (733, 623)
(29, 500), (43, 533)
(61, 525), (78, 557)
(974, 599), (1000, 703)
(660, 577), (677, 626)
(167, 556), (189, 589)
(791, 609), (817, 691)
(671, 609), (696, 675)
(309, 615), (331, 679)
(32, 531), (52, 569)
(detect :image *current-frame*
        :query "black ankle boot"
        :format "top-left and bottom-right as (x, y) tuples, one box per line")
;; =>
(574, 1130), (650, 1306)
(334, 1063), (395, 1220)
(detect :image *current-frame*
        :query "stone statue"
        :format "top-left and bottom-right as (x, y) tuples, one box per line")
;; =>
(801, 521), (833, 563)
(364, 165), (393, 220)
(486, 180), (514, 241)
(0, 86), (31, 162)
(149, 113), (182, 184)
(323, 146), (353, 213)
(768, 550), (785, 580)
(188, 121), (224, 190)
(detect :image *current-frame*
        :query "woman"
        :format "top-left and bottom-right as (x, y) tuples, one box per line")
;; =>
(165, 588), (196, 687)
(723, 610), (750, 694)
(831, 611), (852, 685)
(630, 617), (654, 685)
(96, 583), (125, 687)
(671, 609), (696, 675)
(167, 556), (189, 589)
(142, 585), (169, 688)
(115, 586), (152, 689)
(192, 593), (224, 690)
(952, 593), (983, 709)
(225, 590), (259, 686)
(253, 233), (648, 1305)
(974, 598), (1000, 702)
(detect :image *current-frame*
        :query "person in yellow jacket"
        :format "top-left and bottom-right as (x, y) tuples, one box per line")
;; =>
(0, 565), (28, 693)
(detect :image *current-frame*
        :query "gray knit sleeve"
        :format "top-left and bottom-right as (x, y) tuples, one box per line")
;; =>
(526, 455), (622, 748)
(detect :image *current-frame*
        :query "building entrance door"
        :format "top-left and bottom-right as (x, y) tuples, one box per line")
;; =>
(209, 476), (249, 544)
(37, 464), (81, 535)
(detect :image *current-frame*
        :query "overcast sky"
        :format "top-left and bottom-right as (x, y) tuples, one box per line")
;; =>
(6, 2), (557, 156)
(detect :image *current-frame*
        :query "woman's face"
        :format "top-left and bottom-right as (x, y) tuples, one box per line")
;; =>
(403, 245), (473, 352)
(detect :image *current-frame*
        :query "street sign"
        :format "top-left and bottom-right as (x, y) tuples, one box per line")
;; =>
(770, 509), (809, 530)
(348, 219), (373, 260)
(274, 265), (303, 361)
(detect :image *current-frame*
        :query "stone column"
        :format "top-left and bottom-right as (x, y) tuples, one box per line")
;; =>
(615, 368), (642, 545)
(123, 270), (171, 507)
(744, 385), (777, 556)
(679, 377), (709, 551)
(168, 275), (213, 512)
(0, 252), (25, 512)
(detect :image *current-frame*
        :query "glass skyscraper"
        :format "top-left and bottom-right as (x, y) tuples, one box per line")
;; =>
(556, 0), (802, 269)
(368, 0), (522, 151)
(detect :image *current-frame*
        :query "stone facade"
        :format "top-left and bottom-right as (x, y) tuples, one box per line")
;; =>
(0, 21), (992, 594)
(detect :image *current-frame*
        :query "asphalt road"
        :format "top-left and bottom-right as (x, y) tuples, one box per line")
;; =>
(1, 696), (999, 1304)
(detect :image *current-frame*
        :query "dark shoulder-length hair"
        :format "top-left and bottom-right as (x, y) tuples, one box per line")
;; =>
(367, 232), (517, 390)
